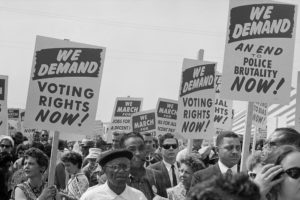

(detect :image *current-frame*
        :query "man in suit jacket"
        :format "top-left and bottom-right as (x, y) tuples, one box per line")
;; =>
(148, 133), (179, 189)
(191, 131), (241, 186)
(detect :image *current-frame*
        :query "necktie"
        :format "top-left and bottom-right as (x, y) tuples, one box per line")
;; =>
(171, 165), (177, 186)
(226, 168), (233, 178)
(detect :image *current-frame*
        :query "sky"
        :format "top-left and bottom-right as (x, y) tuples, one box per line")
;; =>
(1, 0), (300, 124)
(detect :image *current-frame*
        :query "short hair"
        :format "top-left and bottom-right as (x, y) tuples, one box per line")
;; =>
(143, 132), (152, 137)
(119, 132), (144, 148)
(246, 151), (263, 171)
(268, 127), (300, 148)
(158, 133), (178, 147)
(216, 131), (239, 147)
(16, 144), (29, 154)
(61, 151), (83, 169)
(0, 151), (13, 167)
(24, 148), (49, 170)
(187, 173), (260, 200)
(180, 154), (206, 173)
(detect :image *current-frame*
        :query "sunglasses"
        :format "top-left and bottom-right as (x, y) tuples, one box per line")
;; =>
(0, 144), (12, 148)
(162, 144), (178, 150)
(248, 172), (256, 179)
(285, 167), (300, 179)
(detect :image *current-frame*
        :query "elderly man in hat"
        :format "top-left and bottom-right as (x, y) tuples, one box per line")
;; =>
(82, 148), (102, 186)
(80, 149), (147, 200)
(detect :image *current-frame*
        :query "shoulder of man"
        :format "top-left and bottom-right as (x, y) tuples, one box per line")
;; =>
(191, 164), (219, 186)
(147, 160), (162, 170)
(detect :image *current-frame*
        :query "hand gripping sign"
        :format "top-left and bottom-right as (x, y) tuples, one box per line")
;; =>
(177, 58), (216, 139)
(221, 0), (297, 104)
(24, 36), (106, 135)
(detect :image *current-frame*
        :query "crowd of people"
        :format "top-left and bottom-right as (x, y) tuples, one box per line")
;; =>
(0, 127), (300, 200)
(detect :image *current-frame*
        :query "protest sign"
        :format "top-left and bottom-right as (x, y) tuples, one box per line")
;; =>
(221, 0), (298, 104)
(132, 109), (156, 136)
(24, 36), (106, 134)
(110, 97), (143, 132)
(177, 58), (216, 139)
(8, 108), (19, 120)
(214, 73), (233, 131)
(156, 98), (178, 136)
(295, 72), (300, 132)
(0, 76), (8, 135)
(252, 102), (268, 129)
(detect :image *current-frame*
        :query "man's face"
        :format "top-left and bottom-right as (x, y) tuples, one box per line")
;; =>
(123, 137), (146, 168)
(112, 134), (121, 149)
(263, 130), (284, 154)
(81, 146), (90, 157)
(0, 139), (13, 153)
(33, 132), (40, 142)
(40, 131), (49, 142)
(104, 157), (130, 187)
(161, 138), (179, 163)
(217, 137), (241, 168)
(143, 135), (154, 155)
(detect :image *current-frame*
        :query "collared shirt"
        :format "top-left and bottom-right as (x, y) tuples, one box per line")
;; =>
(218, 160), (238, 175)
(162, 160), (179, 187)
(80, 181), (147, 200)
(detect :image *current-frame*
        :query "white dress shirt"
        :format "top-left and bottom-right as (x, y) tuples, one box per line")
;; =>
(163, 160), (179, 187)
(80, 181), (147, 200)
(218, 160), (238, 174)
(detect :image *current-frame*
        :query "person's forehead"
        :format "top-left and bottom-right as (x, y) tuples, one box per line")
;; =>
(1, 139), (12, 145)
(143, 135), (152, 141)
(124, 136), (144, 147)
(221, 137), (240, 146)
(163, 138), (177, 145)
(107, 157), (130, 165)
(281, 151), (300, 169)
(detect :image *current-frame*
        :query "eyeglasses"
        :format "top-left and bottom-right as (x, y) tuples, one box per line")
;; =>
(105, 164), (130, 171)
(248, 172), (256, 179)
(0, 144), (12, 148)
(285, 167), (300, 179)
(162, 144), (178, 150)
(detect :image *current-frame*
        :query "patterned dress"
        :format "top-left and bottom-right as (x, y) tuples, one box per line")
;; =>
(167, 183), (187, 200)
(66, 173), (89, 200)
(13, 180), (46, 200)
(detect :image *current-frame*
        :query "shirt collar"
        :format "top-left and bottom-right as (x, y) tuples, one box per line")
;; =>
(103, 181), (129, 199)
(218, 160), (237, 174)
(163, 160), (177, 171)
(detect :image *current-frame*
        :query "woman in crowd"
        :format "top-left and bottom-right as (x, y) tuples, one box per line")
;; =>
(256, 145), (300, 200)
(13, 144), (29, 171)
(167, 154), (205, 200)
(0, 151), (13, 200)
(246, 151), (264, 180)
(13, 147), (57, 200)
(59, 151), (89, 200)
(0, 135), (14, 154)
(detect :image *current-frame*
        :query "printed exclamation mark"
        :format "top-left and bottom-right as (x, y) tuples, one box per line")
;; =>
(204, 120), (210, 132)
(78, 113), (89, 127)
(222, 117), (228, 124)
(273, 78), (285, 94)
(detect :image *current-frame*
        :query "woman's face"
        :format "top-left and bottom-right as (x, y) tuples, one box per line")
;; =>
(24, 156), (44, 178)
(63, 161), (79, 174)
(179, 163), (193, 189)
(279, 152), (300, 200)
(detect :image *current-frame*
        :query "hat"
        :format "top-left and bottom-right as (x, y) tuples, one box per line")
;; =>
(86, 148), (102, 159)
(99, 149), (133, 167)
(80, 139), (94, 147)
(0, 136), (14, 148)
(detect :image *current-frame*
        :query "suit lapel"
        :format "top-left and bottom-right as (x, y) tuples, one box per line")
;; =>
(161, 161), (172, 188)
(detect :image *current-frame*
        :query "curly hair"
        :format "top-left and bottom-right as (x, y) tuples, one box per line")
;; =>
(180, 154), (206, 173)
(187, 173), (260, 200)
(61, 151), (83, 168)
(24, 147), (49, 170)
(246, 151), (263, 171)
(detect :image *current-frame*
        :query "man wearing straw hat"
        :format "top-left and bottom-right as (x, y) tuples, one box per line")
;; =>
(82, 148), (102, 186)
